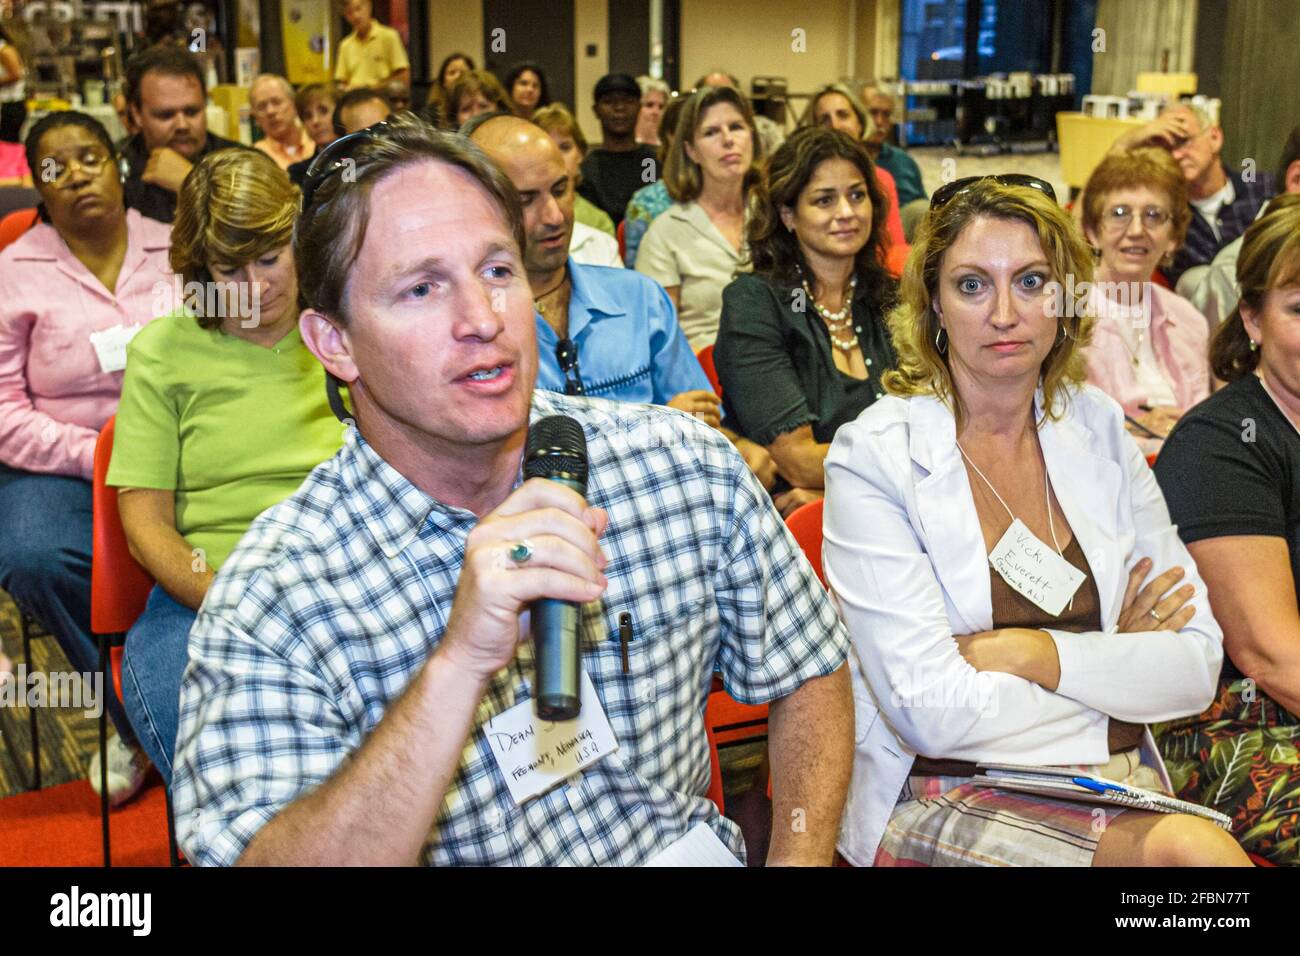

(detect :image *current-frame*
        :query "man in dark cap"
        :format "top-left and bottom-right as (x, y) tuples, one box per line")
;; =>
(578, 73), (659, 226)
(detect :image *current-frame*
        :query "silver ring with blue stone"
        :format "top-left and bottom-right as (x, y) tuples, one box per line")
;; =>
(508, 540), (535, 565)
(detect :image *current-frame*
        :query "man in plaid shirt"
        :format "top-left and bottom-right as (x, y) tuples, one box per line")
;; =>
(169, 116), (853, 866)
(1109, 103), (1274, 285)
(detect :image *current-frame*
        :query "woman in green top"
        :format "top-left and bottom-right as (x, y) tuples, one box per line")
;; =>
(106, 149), (343, 793)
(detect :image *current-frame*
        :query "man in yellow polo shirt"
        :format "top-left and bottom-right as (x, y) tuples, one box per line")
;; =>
(334, 0), (409, 90)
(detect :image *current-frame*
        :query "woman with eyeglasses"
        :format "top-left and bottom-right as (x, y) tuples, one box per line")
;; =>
(106, 148), (343, 795)
(1080, 150), (1210, 449)
(826, 175), (1246, 867)
(0, 112), (173, 800)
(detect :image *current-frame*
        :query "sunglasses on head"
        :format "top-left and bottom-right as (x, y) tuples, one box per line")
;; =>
(555, 338), (585, 396)
(929, 174), (1058, 211)
(299, 118), (395, 216)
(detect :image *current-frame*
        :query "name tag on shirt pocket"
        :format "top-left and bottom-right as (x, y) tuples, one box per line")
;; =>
(89, 323), (144, 374)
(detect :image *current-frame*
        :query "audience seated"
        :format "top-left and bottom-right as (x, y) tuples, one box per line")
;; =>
(424, 51), (475, 125)
(824, 175), (1246, 867)
(1111, 103), (1274, 284)
(0, 112), (174, 803)
(1179, 123), (1300, 328)
(636, 85), (762, 351)
(447, 70), (513, 129)
(860, 82), (928, 239)
(335, 87), (391, 136)
(716, 127), (896, 518)
(1079, 149), (1209, 451)
(334, 0), (409, 91)
(169, 116), (851, 866)
(288, 83), (338, 184)
(531, 103), (618, 241)
(250, 74), (315, 171)
(801, 84), (908, 253)
(636, 75), (670, 147)
(578, 73), (659, 227)
(108, 148), (343, 789)
(120, 45), (243, 224)
(622, 93), (684, 269)
(1153, 194), (1300, 867)
(504, 61), (549, 121)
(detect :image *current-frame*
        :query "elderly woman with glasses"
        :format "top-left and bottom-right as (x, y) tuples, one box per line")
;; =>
(107, 148), (343, 791)
(826, 175), (1246, 867)
(1080, 150), (1210, 449)
(0, 112), (172, 802)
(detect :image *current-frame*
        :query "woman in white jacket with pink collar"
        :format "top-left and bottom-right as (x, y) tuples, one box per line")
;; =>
(824, 175), (1248, 867)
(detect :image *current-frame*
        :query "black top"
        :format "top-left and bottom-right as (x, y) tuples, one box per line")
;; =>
(287, 156), (312, 186)
(714, 271), (896, 448)
(120, 130), (245, 224)
(1155, 374), (1300, 681)
(577, 145), (659, 226)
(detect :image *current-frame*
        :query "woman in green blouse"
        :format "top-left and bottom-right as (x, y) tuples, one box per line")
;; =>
(105, 149), (343, 797)
(715, 127), (897, 517)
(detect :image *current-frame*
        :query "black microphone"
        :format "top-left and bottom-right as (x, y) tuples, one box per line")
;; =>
(523, 415), (589, 720)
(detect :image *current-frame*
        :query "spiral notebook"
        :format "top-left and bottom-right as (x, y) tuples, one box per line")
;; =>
(973, 762), (1233, 830)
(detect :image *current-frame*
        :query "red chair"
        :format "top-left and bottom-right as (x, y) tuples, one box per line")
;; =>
(0, 207), (37, 251)
(704, 677), (770, 814)
(91, 416), (180, 866)
(695, 344), (722, 398)
(785, 498), (825, 587)
(616, 219), (626, 263)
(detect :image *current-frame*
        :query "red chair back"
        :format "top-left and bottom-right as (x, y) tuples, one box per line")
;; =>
(704, 676), (770, 814)
(616, 219), (626, 262)
(785, 498), (825, 587)
(695, 344), (722, 398)
(91, 416), (155, 637)
(0, 207), (37, 251)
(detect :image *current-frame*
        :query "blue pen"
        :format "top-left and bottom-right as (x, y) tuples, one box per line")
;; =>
(1072, 776), (1126, 794)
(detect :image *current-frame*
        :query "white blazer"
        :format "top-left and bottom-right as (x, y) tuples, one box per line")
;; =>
(823, 384), (1223, 866)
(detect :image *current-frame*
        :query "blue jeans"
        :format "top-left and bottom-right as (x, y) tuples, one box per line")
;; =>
(0, 462), (135, 741)
(122, 584), (197, 784)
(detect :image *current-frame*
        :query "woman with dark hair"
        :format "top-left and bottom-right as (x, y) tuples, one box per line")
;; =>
(446, 70), (513, 129)
(505, 61), (549, 120)
(424, 51), (476, 126)
(636, 85), (764, 350)
(715, 126), (895, 517)
(108, 148), (342, 786)
(1154, 193), (1300, 866)
(0, 112), (172, 803)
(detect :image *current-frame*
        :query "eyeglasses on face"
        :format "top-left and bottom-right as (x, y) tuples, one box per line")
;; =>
(929, 174), (1058, 210)
(1102, 204), (1172, 231)
(43, 148), (111, 187)
(555, 337), (585, 396)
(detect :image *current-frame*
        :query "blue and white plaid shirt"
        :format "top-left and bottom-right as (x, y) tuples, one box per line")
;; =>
(171, 390), (847, 866)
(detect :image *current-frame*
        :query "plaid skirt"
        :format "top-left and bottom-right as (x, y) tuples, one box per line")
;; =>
(874, 764), (1150, 867)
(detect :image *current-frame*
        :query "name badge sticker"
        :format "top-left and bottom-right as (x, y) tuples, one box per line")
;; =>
(89, 323), (144, 374)
(989, 517), (1086, 616)
(484, 670), (619, 806)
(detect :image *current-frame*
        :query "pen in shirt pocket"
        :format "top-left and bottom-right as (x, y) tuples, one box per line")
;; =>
(618, 611), (633, 674)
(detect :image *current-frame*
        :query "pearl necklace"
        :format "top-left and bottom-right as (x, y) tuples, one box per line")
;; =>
(800, 270), (858, 352)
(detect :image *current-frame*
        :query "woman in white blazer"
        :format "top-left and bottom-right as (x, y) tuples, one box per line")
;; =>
(824, 176), (1249, 867)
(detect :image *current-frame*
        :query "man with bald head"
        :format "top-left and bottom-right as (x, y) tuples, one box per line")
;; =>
(1110, 102), (1275, 282)
(470, 114), (720, 419)
(251, 74), (315, 170)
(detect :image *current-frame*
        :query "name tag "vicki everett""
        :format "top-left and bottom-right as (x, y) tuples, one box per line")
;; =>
(989, 518), (1086, 616)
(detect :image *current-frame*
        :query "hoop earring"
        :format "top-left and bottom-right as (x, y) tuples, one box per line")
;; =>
(935, 326), (948, 353)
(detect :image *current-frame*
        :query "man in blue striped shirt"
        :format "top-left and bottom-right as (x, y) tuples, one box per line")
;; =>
(169, 115), (852, 867)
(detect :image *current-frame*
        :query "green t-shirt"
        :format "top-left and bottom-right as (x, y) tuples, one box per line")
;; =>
(107, 312), (344, 571)
(575, 194), (616, 237)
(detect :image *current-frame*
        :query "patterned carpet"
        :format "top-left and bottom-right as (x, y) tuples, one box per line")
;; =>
(0, 593), (100, 798)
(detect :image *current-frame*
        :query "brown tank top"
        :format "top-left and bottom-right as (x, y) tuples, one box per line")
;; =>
(912, 535), (1144, 776)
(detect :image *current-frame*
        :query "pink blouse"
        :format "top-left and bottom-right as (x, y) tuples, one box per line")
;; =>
(1082, 281), (1211, 416)
(0, 208), (173, 479)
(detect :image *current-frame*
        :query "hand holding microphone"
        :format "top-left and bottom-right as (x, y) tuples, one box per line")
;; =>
(439, 417), (605, 716)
